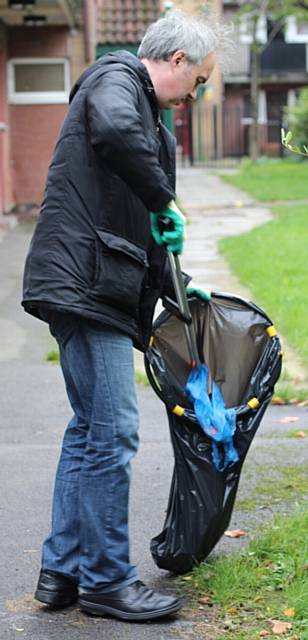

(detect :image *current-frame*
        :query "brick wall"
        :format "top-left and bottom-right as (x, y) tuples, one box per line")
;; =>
(10, 104), (66, 205)
(8, 26), (69, 58)
(0, 24), (13, 212)
(7, 27), (69, 206)
(7, 27), (93, 207)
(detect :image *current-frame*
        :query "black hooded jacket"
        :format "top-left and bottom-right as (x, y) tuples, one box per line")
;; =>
(22, 51), (178, 350)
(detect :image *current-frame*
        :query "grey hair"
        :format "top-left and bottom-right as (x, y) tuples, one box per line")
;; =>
(137, 10), (233, 69)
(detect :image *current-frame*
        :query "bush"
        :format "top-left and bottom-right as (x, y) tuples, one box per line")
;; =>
(285, 87), (308, 151)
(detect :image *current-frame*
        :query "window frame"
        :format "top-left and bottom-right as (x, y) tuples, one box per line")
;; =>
(239, 14), (267, 45)
(285, 16), (308, 44)
(7, 57), (70, 105)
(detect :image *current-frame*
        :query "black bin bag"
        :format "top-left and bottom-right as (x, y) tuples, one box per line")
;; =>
(144, 292), (282, 574)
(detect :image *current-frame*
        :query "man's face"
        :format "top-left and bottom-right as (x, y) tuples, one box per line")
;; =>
(154, 51), (216, 109)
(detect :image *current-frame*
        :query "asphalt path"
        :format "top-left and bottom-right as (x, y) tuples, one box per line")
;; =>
(1, 223), (307, 640)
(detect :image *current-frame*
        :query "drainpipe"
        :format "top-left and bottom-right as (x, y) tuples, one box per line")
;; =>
(83, 0), (95, 62)
(0, 123), (5, 214)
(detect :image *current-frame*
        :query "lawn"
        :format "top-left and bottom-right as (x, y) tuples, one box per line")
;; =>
(219, 205), (308, 371)
(222, 160), (308, 201)
(189, 506), (308, 639)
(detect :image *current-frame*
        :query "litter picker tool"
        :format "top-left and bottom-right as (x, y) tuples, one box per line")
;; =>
(167, 250), (200, 370)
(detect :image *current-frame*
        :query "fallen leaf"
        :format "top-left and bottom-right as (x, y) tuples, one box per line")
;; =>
(295, 431), (306, 438)
(260, 631), (271, 637)
(279, 416), (299, 423)
(287, 563), (308, 582)
(224, 529), (247, 538)
(283, 608), (295, 618)
(270, 619), (292, 634)
(298, 400), (308, 407)
(227, 606), (238, 614)
(272, 396), (286, 405)
(263, 559), (274, 567)
(181, 575), (192, 581)
(198, 595), (212, 605)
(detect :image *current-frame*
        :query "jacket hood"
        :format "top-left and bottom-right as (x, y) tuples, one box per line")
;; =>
(69, 51), (155, 104)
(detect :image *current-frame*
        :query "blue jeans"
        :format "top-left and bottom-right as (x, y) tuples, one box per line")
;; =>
(41, 311), (139, 593)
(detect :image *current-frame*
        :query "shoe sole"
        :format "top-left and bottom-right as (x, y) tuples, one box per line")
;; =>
(35, 589), (77, 609)
(79, 598), (182, 621)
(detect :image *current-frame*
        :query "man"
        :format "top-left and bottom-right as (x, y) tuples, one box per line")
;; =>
(22, 10), (220, 622)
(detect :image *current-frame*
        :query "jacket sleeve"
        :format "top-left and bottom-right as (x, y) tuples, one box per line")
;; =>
(86, 67), (176, 212)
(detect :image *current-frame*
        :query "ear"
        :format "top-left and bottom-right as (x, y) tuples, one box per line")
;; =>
(169, 50), (187, 68)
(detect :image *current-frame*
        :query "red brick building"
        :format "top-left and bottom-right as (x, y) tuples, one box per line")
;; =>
(222, 1), (308, 158)
(0, 0), (96, 214)
(96, 0), (161, 53)
(95, 0), (222, 164)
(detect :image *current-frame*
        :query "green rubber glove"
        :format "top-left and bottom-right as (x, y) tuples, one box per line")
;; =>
(186, 286), (211, 302)
(150, 200), (186, 255)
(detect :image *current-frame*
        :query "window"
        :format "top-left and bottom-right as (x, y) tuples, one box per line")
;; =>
(239, 14), (267, 45)
(285, 17), (308, 43)
(7, 58), (70, 104)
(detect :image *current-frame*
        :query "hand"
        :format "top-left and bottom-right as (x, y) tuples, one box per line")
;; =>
(186, 286), (211, 302)
(150, 200), (186, 254)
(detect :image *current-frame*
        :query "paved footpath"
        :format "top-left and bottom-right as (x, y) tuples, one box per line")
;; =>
(0, 171), (307, 640)
(135, 168), (307, 382)
(176, 168), (308, 384)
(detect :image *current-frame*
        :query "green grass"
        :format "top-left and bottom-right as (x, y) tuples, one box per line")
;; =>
(219, 205), (308, 371)
(189, 506), (308, 638)
(46, 349), (60, 363)
(287, 429), (308, 438)
(235, 464), (308, 512)
(222, 159), (308, 201)
(134, 370), (150, 386)
(273, 382), (308, 404)
(273, 369), (308, 402)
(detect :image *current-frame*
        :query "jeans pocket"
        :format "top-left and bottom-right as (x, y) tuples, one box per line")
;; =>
(92, 229), (149, 315)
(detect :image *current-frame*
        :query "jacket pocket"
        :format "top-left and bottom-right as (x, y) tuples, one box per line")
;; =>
(92, 229), (149, 315)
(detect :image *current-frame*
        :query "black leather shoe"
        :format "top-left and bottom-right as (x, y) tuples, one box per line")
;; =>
(78, 580), (182, 621)
(35, 569), (78, 609)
